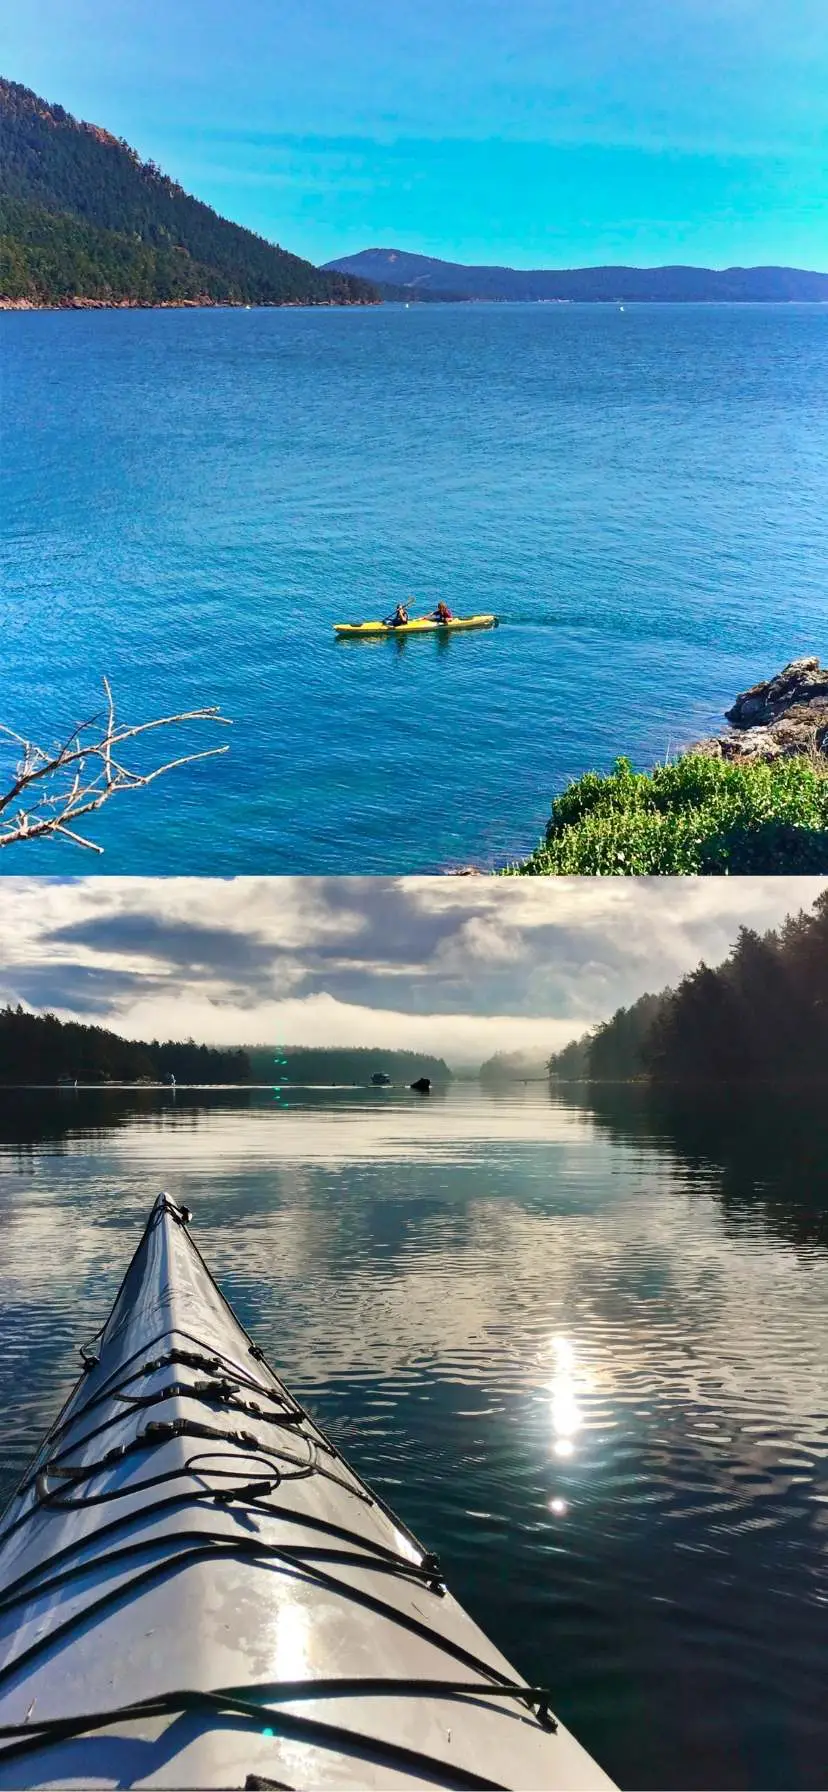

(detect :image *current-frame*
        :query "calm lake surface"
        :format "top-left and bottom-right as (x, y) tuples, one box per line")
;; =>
(1, 1082), (825, 1789)
(4, 304), (828, 872)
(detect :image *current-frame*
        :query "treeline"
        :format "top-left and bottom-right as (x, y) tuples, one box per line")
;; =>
(0, 195), (243, 305)
(248, 1047), (453, 1084)
(0, 1006), (250, 1084)
(0, 79), (377, 307)
(550, 991), (667, 1081)
(548, 891), (828, 1083)
(478, 1051), (549, 1082)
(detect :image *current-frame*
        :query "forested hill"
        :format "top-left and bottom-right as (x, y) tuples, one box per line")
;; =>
(0, 1006), (251, 1084)
(0, 78), (378, 307)
(326, 246), (828, 303)
(547, 892), (828, 1084)
(478, 1050), (549, 1081)
(248, 1047), (452, 1084)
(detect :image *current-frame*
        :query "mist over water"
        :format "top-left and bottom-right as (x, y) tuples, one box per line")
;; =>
(4, 303), (828, 871)
(1, 1082), (825, 1789)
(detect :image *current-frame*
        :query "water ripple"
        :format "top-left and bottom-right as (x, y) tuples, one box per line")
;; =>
(0, 1083), (826, 1787)
(4, 304), (828, 871)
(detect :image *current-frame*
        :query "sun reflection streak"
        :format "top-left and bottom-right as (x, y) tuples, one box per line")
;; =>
(549, 1335), (584, 1461)
(267, 1593), (313, 1681)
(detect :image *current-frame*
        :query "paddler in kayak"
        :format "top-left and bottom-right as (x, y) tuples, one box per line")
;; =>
(383, 601), (410, 628)
(430, 600), (453, 623)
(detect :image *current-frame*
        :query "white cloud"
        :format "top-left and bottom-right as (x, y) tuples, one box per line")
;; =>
(102, 990), (586, 1061)
(0, 874), (824, 1066)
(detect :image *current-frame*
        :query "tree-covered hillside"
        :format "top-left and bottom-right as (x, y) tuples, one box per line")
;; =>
(0, 78), (378, 307)
(548, 891), (828, 1084)
(0, 1005), (251, 1084)
(248, 1047), (453, 1084)
(327, 246), (828, 303)
(478, 1050), (549, 1081)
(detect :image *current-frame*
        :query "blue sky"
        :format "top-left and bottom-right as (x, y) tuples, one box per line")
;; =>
(5, 0), (828, 267)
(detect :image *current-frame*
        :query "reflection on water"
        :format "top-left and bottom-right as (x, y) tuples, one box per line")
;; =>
(555, 1080), (828, 1250)
(549, 1335), (584, 1460)
(0, 1084), (826, 1790)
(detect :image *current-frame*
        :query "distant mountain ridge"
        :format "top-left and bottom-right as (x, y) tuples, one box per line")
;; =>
(325, 246), (828, 303)
(0, 78), (378, 307)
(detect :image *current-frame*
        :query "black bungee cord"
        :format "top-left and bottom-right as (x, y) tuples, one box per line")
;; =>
(0, 1196), (559, 1781)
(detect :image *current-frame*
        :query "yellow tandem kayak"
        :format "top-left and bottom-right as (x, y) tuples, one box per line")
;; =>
(334, 613), (499, 638)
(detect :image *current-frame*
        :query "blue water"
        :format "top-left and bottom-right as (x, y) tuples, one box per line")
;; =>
(1, 1083), (826, 1789)
(4, 303), (828, 872)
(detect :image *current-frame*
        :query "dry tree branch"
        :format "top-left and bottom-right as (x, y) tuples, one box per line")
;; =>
(0, 678), (231, 853)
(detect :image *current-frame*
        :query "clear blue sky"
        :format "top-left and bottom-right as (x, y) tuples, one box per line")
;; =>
(5, 0), (828, 268)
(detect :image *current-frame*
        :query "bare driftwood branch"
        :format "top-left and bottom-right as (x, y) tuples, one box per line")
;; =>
(0, 678), (231, 853)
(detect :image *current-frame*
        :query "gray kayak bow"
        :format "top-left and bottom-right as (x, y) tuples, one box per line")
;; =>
(0, 1193), (616, 1790)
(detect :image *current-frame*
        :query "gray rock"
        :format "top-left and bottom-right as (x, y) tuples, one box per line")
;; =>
(726, 657), (828, 728)
(689, 657), (828, 767)
(718, 728), (781, 761)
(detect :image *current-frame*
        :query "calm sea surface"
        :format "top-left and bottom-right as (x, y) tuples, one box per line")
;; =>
(4, 304), (828, 872)
(1, 1083), (825, 1789)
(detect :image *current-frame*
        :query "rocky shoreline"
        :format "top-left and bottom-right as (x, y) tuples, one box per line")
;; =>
(0, 296), (219, 311)
(447, 656), (828, 875)
(691, 657), (828, 765)
(0, 295), (379, 311)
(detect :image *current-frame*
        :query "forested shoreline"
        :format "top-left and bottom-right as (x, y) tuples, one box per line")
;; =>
(248, 1047), (452, 1084)
(0, 79), (378, 308)
(548, 890), (828, 1083)
(0, 1014), (452, 1087)
(0, 1006), (250, 1084)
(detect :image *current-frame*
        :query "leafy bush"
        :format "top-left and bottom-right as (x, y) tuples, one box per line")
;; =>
(509, 753), (828, 875)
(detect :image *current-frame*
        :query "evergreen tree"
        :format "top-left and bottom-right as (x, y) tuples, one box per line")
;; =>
(0, 1006), (251, 1083)
(0, 80), (378, 307)
(547, 890), (828, 1084)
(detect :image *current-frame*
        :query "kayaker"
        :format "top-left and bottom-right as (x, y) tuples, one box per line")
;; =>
(431, 601), (453, 623)
(384, 602), (409, 628)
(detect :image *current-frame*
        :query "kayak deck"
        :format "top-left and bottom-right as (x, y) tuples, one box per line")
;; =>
(0, 1194), (615, 1790)
(334, 614), (498, 638)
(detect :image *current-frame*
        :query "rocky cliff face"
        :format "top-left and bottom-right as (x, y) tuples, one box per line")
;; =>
(693, 658), (828, 762)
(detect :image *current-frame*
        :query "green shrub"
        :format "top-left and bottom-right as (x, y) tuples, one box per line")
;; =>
(508, 753), (828, 875)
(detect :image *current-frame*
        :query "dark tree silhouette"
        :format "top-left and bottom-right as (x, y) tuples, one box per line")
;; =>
(0, 1007), (251, 1085)
(548, 892), (828, 1084)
